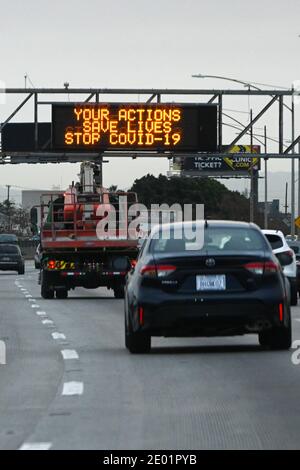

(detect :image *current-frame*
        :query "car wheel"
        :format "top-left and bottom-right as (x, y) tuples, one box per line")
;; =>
(114, 284), (125, 299)
(41, 285), (55, 299)
(41, 270), (54, 299)
(18, 266), (25, 275)
(290, 282), (298, 306)
(259, 308), (292, 350)
(56, 289), (68, 299)
(125, 305), (151, 353)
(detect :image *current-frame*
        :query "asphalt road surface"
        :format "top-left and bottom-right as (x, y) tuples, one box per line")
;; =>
(1, 262), (300, 450)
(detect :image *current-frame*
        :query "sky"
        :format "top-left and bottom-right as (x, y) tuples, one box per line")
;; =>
(0, 0), (299, 206)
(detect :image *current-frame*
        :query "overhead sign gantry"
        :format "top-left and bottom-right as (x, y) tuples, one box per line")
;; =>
(0, 87), (299, 164)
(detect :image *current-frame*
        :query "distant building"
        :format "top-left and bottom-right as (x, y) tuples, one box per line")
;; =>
(258, 199), (280, 216)
(21, 190), (62, 210)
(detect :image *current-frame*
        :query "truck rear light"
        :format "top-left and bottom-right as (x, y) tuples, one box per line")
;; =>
(140, 264), (176, 278)
(244, 261), (279, 275)
(48, 260), (56, 270)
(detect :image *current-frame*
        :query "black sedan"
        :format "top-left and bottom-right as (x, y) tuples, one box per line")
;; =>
(125, 220), (291, 353)
(0, 244), (25, 275)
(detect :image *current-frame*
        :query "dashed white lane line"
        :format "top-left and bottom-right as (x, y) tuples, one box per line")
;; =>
(28, 299), (36, 302)
(295, 319), (300, 322)
(42, 319), (54, 325)
(62, 382), (84, 396)
(61, 350), (79, 360)
(31, 304), (40, 309)
(36, 311), (47, 316)
(25, 294), (32, 298)
(19, 442), (52, 451)
(52, 332), (66, 340)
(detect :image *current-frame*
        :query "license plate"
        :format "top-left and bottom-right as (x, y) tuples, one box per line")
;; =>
(196, 274), (226, 291)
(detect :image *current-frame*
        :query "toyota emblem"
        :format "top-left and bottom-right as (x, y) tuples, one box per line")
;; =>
(205, 258), (216, 268)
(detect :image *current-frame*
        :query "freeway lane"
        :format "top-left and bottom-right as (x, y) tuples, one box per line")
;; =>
(1, 262), (300, 450)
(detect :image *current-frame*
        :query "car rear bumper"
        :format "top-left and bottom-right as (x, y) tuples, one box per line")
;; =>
(132, 292), (288, 337)
(0, 262), (20, 270)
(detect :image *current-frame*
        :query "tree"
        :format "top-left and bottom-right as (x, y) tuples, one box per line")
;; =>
(130, 174), (250, 221)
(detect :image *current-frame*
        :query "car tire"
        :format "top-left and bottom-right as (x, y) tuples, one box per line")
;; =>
(41, 270), (54, 299)
(125, 305), (151, 353)
(56, 289), (68, 299)
(18, 266), (25, 275)
(114, 285), (125, 299)
(290, 281), (298, 306)
(126, 330), (151, 353)
(34, 262), (40, 270)
(41, 285), (55, 299)
(259, 307), (292, 350)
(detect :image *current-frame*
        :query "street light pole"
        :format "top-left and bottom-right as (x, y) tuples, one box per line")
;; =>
(264, 125), (268, 228)
(250, 109), (254, 223)
(298, 141), (300, 237)
(6, 185), (11, 231)
(291, 88), (295, 238)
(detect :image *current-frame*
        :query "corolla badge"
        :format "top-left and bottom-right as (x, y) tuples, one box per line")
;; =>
(205, 258), (216, 268)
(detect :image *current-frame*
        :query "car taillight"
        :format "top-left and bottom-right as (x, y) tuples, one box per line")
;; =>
(157, 265), (177, 278)
(140, 265), (157, 277)
(244, 261), (279, 275)
(140, 264), (177, 278)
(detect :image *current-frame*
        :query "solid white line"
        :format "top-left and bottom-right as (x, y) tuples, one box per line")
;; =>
(42, 319), (54, 325)
(31, 305), (40, 309)
(62, 382), (84, 396)
(36, 311), (47, 316)
(52, 332), (66, 340)
(61, 350), (79, 360)
(19, 442), (52, 451)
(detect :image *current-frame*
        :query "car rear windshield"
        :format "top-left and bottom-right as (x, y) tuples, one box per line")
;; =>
(0, 245), (20, 254)
(264, 234), (283, 249)
(150, 226), (266, 254)
(0, 234), (18, 243)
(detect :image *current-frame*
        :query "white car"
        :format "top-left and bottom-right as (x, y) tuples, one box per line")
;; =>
(262, 229), (298, 306)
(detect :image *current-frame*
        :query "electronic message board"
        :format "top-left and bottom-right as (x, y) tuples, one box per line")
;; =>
(52, 103), (217, 152)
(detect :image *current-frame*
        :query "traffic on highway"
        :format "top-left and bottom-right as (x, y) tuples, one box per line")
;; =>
(1, 0), (300, 457)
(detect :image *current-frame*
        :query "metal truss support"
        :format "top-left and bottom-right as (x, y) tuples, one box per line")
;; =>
(0, 93), (33, 131)
(225, 96), (278, 151)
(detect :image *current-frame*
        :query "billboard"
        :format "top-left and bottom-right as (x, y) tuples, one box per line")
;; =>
(173, 145), (261, 176)
(52, 103), (218, 152)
